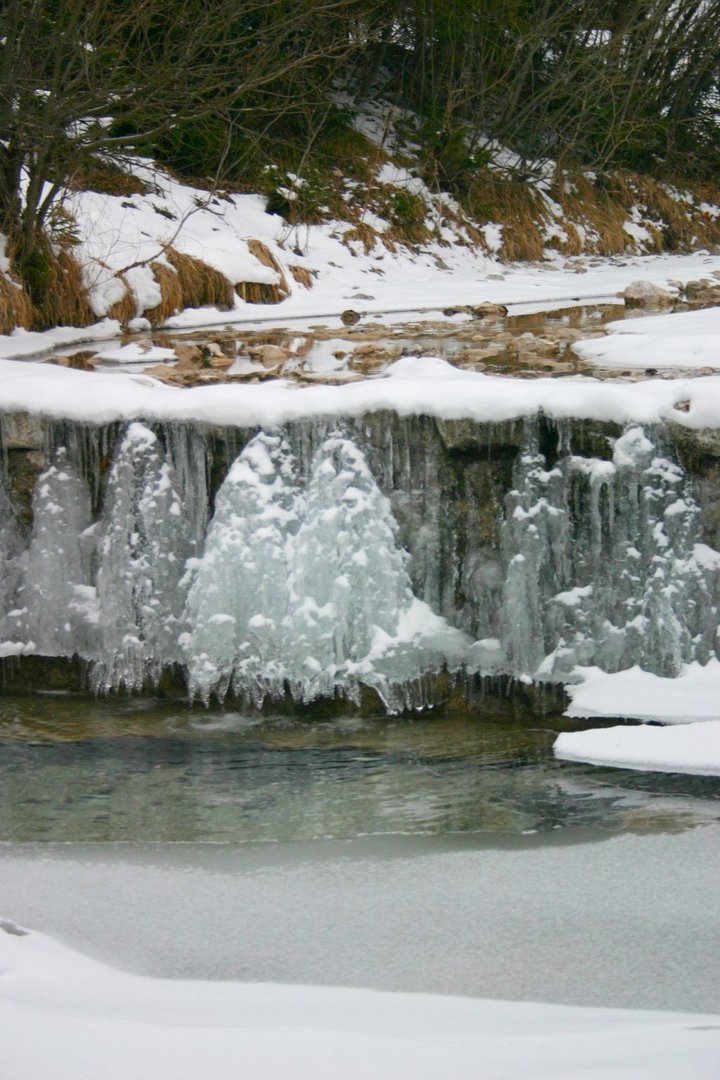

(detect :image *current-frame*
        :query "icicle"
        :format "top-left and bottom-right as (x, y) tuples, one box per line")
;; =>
(5, 447), (94, 656)
(284, 431), (468, 708)
(183, 429), (300, 705)
(91, 423), (194, 692)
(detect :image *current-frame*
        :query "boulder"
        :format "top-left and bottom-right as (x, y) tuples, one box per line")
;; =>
(173, 344), (203, 370)
(621, 281), (674, 308)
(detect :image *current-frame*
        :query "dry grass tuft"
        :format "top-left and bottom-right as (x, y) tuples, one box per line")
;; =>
(552, 174), (628, 255)
(106, 272), (137, 327)
(165, 246), (235, 310)
(66, 159), (149, 197)
(246, 239), (290, 298)
(288, 264), (316, 289)
(343, 221), (381, 255)
(145, 262), (185, 326)
(0, 271), (33, 334)
(465, 175), (547, 261)
(235, 280), (285, 304)
(29, 246), (94, 330)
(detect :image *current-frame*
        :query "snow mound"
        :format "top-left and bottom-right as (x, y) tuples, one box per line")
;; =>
(2, 923), (720, 1080)
(565, 661), (720, 722)
(574, 307), (720, 370)
(555, 721), (720, 777)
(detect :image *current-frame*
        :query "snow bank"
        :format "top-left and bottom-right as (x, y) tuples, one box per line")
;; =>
(3, 353), (720, 430)
(555, 721), (720, 777)
(2, 922), (720, 1080)
(565, 661), (720, 722)
(574, 306), (720, 370)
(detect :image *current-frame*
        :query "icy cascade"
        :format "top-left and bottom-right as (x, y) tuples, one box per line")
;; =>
(284, 434), (467, 707)
(501, 423), (720, 680)
(90, 423), (195, 692)
(185, 431), (468, 707)
(0, 465), (27, 651)
(183, 430), (300, 704)
(3, 449), (94, 657)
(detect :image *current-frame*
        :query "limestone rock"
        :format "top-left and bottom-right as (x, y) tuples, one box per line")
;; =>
(248, 344), (290, 369)
(472, 302), (508, 318)
(621, 281), (674, 308)
(1, 412), (44, 449)
(174, 344), (203, 370)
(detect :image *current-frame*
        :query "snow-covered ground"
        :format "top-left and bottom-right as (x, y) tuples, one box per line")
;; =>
(2, 921), (717, 1080)
(574, 306), (720, 370)
(1, 922), (718, 1080)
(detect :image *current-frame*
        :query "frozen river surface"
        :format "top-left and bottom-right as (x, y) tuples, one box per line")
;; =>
(1, 697), (719, 1013)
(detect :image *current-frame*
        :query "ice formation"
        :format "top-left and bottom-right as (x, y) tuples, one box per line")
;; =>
(0, 415), (718, 705)
(91, 423), (195, 691)
(184, 430), (467, 707)
(500, 422), (720, 680)
(284, 433), (468, 707)
(183, 429), (299, 704)
(4, 448), (94, 656)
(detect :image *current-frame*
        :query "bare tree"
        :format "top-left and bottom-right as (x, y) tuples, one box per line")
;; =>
(0, 0), (358, 285)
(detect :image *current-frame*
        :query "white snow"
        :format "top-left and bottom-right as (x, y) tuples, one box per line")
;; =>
(93, 342), (177, 364)
(564, 660), (720, 722)
(2, 922), (720, 1080)
(574, 306), (720, 370)
(555, 720), (720, 776)
(4, 352), (720, 430)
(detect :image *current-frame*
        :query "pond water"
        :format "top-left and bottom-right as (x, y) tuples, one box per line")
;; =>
(1, 695), (719, 1012)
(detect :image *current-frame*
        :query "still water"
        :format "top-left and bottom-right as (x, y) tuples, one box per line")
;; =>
(1, 694), (719, 842)
(1, 694), (719, 1011)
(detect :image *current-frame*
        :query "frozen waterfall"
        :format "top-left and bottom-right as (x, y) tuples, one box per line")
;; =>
(0, 414), (718, 707)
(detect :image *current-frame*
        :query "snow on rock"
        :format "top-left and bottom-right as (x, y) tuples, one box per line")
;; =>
(2, 922), (720, 1080)
(564, 660), (720, 722)
(574, 306), (720, 370)
(5, 353), (720, 430)
(555, 720), (720, 777)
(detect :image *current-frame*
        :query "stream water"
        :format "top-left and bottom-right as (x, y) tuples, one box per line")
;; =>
(1, 696), (719, 1012)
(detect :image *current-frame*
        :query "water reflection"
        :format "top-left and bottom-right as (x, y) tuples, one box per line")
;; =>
(0, 697), (718, 843)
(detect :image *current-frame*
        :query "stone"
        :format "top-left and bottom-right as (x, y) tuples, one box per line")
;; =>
(208, 353), (233, 370)
(471, 302), (508, 318)
(143, 365), (186, 385)
(1, 412), (45, 449)
(621, 281), (674, 308)
(669, 422), (720, 456)
(436, 417), (524, 451)
(173, 344), (203, 370)
(248, 344), (291, 369)
(202, 342), (225, 358)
